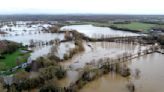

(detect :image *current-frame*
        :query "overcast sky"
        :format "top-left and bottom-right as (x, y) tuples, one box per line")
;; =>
(0, 0), (164, 14)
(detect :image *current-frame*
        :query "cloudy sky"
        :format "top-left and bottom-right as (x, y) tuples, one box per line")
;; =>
(0, 0), (164, 14)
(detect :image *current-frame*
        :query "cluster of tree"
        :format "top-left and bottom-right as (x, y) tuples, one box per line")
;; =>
(39, 80), (58, 92)
(0, 40), (21, 55)
(64, 31), (72, 41)
(157, 35), (164, 45)
(141, 21), (164, 25)
(63, 63), (131, 92)
(113, 21), (131, 24)
(1, 15), (164, 23)
(145, 34), (164, 45)
(0, 31), (7, 34)
(110, 25), (140, 33)
(64, 31), (85, 60)
(152, 25), (164, 32)
(1, 55), (66, 92)
(64, 43), (84, 60)
(47, 26), (60, 33)
(26, 57), (66, 78)
(0, 78), (7, 92)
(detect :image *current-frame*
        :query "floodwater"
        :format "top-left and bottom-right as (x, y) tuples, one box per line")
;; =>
(79, 53), (164, 92)
(61, 25), (139, 38)
(1, 23), (140, 61)
(58, 42), (149, 88)
(0, 33), (65, 45)
(0, 22), (64, 45)
(30, 41), (75, 60)
(1, 22), (164, 92)
(0, 22), (66, 60)
(0, 22), (51, 35)
(60, 41), (147, 70)
(0, 21), (64, 45)
(57, 70), (80, 87)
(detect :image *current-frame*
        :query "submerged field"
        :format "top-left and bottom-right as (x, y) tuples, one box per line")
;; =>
(79, 53), (164, 92)
(0, 20), (164, 92)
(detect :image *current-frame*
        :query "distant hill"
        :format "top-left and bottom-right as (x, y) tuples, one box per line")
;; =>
(0, 14), (164, 22)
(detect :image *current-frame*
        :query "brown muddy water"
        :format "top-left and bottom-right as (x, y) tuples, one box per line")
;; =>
(79, 53), (164, 92)
(60, 41), (147, 70)
(58, 42), (153, 90)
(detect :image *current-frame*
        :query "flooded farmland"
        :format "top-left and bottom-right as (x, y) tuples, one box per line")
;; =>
(79, 53), (164, 92)
(1, 0), (164, 91)
(60, 41), (147, 69)
(57, 41), (155, 88)
(0, 21), (164, 92)
(61, 25), (139, 38)
(0, 23), (142, 60)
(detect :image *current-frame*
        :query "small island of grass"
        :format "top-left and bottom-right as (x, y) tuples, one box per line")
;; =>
(0, 40), (30, 71)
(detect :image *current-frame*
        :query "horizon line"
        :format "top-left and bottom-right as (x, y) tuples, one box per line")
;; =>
(0, 13), (164, 16)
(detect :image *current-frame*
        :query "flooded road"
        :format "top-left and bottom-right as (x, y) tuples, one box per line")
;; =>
(79, 53), (164, 92)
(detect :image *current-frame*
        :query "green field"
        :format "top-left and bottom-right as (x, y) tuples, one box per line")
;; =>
(0, 49), (30, 71)
(67, 21), (158, 32)
(112, 22), (157, 32)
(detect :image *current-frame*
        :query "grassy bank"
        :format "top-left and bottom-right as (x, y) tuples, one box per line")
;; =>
(0, 48), (30, 71)
(66, 21), (158, 33)
(111, 22), (156, 32)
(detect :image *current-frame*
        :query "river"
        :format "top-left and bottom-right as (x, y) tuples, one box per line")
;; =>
(79, 53), (164, 92)
(1, 22), (163, 92)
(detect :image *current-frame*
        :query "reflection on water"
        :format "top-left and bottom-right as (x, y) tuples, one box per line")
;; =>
(80, 73), (128, 92)
(61, 25), (139, 38)
(0, 33), (65, 45)
(30, 42), (75, 60)
(61, 42), (145, 70)
(57, 70), (79, 87)
(79, 53), (164, 92)
(30, 45), (52, 60)
(58, 42), (147, 88)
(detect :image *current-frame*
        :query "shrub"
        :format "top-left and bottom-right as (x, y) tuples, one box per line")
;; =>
(55, 67), (66, 79)
(0, 56), (5, 59)
(0, 62), (7, 71)
(48, 26), (60, 33)
(63, 53), (69, 60)
(39, 81), (58, 92)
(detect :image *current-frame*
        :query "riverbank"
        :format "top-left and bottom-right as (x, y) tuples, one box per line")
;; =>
(0, 22), (163, 92)
(80, 53), (164, 92)
(0, 40), (31, 74)
(49, 42), (159, 92)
